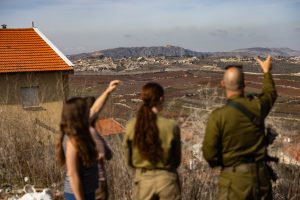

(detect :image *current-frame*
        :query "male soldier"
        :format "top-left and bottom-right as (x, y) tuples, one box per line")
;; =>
(202, 55), (277, 200)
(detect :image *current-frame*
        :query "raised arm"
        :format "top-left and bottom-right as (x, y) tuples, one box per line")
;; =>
(90, 80), (120, 117)
(256, 55), (277, 117)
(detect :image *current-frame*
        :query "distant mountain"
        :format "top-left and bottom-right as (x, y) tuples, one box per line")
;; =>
(102, 45), (211, 58)
(69, 46), (300, 60)
(231, 47), (300, 57)
(69, 45), (209, 60)
(209, 47), (300, 57)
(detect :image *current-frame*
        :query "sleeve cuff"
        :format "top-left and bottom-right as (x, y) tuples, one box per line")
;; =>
(264, 72), (272, 78)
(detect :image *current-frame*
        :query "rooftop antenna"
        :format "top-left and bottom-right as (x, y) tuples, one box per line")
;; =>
(32, 21), (35, 28)
(1, 24), (7, 29)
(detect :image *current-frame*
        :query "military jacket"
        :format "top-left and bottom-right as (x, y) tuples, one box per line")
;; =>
(202, 72), (277, 167)
(124, 116), (181, 169)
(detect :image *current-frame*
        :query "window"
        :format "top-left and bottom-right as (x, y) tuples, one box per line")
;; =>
(20, 86), (40, 107)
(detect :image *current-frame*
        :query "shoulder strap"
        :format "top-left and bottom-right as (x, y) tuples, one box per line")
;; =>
(227, 100), (262, 128)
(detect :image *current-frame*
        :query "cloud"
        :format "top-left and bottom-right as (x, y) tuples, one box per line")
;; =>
(209, 29), (229, 37)
(2, 0), (298, 53)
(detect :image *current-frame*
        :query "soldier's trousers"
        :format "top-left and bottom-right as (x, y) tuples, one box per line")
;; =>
(219, 163), (272, 200)
(133, 168), (181, 200)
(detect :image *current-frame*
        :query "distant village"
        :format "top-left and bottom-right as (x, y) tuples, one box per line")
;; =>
(71, 55), (300, 73)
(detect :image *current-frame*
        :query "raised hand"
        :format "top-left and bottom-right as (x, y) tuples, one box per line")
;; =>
(106, 80), (121, 93)
(257, 55), (272, 73)
(90, 80), (121, 116)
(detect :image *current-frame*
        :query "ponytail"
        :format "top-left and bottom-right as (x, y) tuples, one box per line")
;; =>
(133, 82), (164, 163)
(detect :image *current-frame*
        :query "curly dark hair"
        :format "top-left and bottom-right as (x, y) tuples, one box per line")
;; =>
(133, 82), (164, 163)
(56, 97), (97, 167)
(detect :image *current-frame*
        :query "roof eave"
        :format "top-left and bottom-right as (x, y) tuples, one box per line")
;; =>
(33, 27), (74, 67)
(0, 68), (74, 74)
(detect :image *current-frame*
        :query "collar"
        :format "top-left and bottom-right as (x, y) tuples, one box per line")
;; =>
(227, 93), (244, 101)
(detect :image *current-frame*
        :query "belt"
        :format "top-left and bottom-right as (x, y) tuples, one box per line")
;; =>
(140, 168), (156, 173)
(222, 161), (265, 173)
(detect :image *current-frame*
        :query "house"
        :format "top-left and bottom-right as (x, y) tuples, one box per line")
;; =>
(281, 142), (300, 166)
(0, 26), (73, 133)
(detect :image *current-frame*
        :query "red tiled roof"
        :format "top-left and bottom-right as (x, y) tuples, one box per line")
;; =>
(283, 142), (300, 163)
(0, 28), (73, 73)
(95, 118), (125, 136)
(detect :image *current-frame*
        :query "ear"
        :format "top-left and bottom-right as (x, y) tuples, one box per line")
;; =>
(220, 80), (225, 88)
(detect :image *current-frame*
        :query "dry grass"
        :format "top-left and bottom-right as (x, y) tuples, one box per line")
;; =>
(0, 114), (63, 200)
(0, 85), (300, 200)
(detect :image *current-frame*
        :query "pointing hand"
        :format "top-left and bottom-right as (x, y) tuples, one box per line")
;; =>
(257, 55), (272, 73)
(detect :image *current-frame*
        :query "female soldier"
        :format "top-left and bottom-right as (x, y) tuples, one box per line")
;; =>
(124, 82), (181, 200)
(57, 80), (120, 200)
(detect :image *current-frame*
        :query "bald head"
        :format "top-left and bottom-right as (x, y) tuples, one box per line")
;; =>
(223, 67), (245, 91)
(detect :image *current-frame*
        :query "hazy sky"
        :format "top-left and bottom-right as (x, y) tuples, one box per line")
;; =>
(1, 0), (300, 54)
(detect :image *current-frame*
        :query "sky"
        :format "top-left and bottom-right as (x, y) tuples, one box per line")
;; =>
(1, 0), (300, 54)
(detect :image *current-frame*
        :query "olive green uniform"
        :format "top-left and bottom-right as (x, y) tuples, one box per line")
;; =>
(124, 116), (181, 200)
(202, 72), (277, 200)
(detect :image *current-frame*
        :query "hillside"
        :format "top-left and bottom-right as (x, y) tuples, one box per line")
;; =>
(232, 47), (300, 57)
(69, 46), (300, 60)
(69, 45), (209, 60)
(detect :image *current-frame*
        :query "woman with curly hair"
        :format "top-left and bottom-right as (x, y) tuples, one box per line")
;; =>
(124, 82), (181, 200)
(57, 80), (120, 200)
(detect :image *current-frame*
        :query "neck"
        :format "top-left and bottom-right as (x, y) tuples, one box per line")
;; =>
(226, 90), (244, 99)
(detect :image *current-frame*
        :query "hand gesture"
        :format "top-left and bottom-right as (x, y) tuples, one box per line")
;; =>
(257, 55), (272, 73)
(106, 80), (121, 93)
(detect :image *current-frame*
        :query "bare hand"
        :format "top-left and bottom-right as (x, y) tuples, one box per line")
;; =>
(106, 80), (121, 93)
(257, 55), (272, 73)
